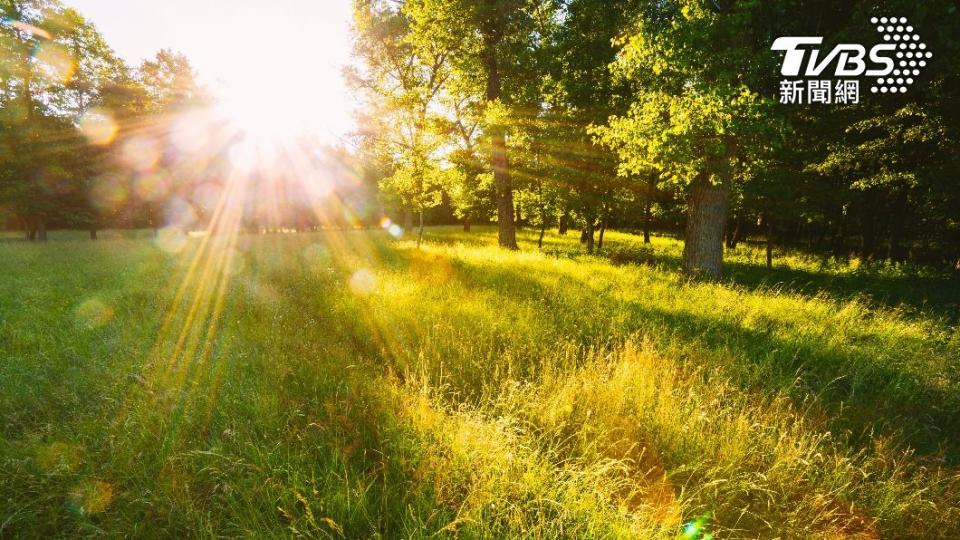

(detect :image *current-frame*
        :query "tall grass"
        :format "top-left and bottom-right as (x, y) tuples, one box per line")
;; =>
(1, 227), (957, 538)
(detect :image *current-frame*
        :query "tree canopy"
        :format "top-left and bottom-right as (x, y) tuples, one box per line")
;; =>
(2, 0), (959, 276)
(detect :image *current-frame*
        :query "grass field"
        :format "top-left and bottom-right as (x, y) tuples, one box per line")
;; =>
(1, 226), (958, 538)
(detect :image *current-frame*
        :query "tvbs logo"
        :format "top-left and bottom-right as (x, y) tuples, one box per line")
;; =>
(772, 17), (932, 104)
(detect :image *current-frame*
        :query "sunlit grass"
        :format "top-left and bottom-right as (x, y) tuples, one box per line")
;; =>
(1, 227), (958, 538)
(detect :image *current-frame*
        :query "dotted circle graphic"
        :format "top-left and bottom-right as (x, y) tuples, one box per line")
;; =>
(869, 16), (931, 94)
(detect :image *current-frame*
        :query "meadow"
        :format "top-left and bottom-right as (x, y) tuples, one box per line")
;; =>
(1, 226), (958, 539)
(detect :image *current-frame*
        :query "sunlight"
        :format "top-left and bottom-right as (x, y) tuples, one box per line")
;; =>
(213, 75), (353, 146)
(206, 4), (355, 145)
(6, 1), (958, 537)
(216, 86), (309, 141)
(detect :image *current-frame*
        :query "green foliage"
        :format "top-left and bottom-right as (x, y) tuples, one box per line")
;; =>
(0, 2), (199, 236)
(592, 0), (781, 192)
(350, 0), (460, 229)
(138, 49), (203, 113)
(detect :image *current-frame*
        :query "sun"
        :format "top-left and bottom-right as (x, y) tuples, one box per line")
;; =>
(216, 86), (303, 140)
(209, 32), (355, 145)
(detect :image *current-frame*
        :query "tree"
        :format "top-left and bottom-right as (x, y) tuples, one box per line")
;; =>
(0, 2), (164, 240)
(443, 91), (494, 231)
(47, 7), (133, 239)
(593, 1), (778, 278)
(138, 49), (202, 113)
(410, 0), (554, 250)
(350, 0), (457, 245)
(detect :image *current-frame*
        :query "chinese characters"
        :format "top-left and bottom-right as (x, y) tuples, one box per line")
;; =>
(778, 79), (860, 104)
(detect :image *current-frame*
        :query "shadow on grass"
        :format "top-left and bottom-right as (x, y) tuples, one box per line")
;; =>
(569, 236), (960, 323)
(725, 260), (960, 323)
(439, 250), (960, 463)
(255, 230), (958, 463)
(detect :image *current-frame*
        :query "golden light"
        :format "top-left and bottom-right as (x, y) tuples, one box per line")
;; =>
(34, 42), (75, 83)
(80, 108), (118, 145)
(122, 136), (161, 171)
(210, 21), (355, 147)
(217, 88), (304, 142)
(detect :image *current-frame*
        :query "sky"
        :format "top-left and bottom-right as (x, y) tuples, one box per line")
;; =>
(68, 0), (357, 143)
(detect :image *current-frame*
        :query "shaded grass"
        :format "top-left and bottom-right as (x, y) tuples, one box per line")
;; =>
(0, 226), (958, 538)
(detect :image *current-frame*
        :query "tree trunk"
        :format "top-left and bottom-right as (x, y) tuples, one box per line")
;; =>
(463, 217), (471, 232)
(538, 221), (546, 249)
(558, 209), (569, 235)
(860, 195), (877, 261)
(89, 227), (98, 240)
(403, 209), (413, 232)
(813, 229), (826, 252)
(36, 218), (47, 242)
(765, 214), (774, 269)
(887, 191), (907, 263)
(584, 222), (595, 254)
(725, 218), (741, 249)
(681, 176), (729, 279)
(417, 211), (424, 248)
(597, 220), (606, 251)
(643, 199), (652, 244)
(483, 38), (517, 250)
(832, 210), (846, 258)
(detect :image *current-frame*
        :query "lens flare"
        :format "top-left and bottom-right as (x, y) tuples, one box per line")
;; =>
(135, 172), (170, 202)
(165, 197), (198, 229)
(122, 136), (161, 171)
(80, 109), (118, 145)
(91, 174), (129, 211)
(35, 42), (75, 83)
(76, 298), (114, 328)
(66, 481), (113, 516)
(349, 268), (376, 295)
(5, 19), (52, 40)
(680, 512), (713, 539)
(155, 226), (189, 254)
(171, 112), (214, 154)
(36, 441), (81, 472)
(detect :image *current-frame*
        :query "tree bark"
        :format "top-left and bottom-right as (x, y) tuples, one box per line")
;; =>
(36, 218), (47, 242)
(765, 214), (774, 269)
(681, 176), (729, 279)
(725, 218), (741, 249)
(860, 194), (878, 261)
(643, 199), (652, 244)
(463, 217), (471, 232)
(558, 209), (569, 235)
(597, 220), (606, 251)
(832, 210), (846, 258)
(887, 191), (907, 263)
(89, 227), (98, 240)
(417, 211), (424, 248)
(584, 222), (595, 254)
(483, 37), (517, 250)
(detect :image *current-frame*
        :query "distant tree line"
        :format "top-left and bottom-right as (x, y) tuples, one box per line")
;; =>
(1, 1), (201, 238)
(1, 0), (373, 242)
(350, 0), (960, 276)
